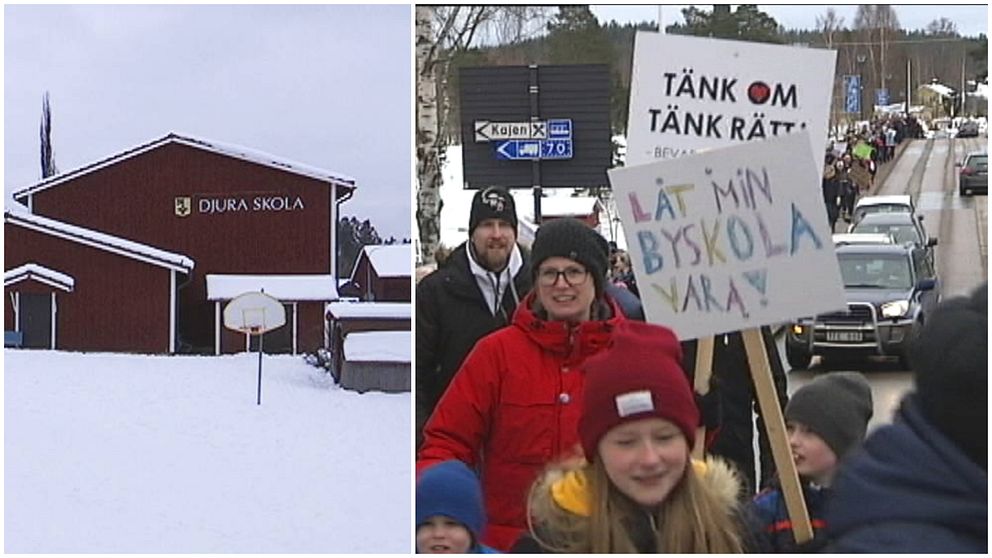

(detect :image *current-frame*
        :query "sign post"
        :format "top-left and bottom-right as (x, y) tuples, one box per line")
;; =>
(458, 64), (612, 191)
(222, 290), (287, 405)
(844, 75), (862, 115)
(621, 33), (842, 544)
(609, 133), (847, 543)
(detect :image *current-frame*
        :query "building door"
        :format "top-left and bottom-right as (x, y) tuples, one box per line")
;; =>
(19, 293), (52, 349)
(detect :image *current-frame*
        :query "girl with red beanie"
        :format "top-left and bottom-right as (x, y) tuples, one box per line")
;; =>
(515, 321), (749, 553)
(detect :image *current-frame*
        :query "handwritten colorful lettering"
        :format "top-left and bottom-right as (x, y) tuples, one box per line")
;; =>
(608, 133), (846, 340)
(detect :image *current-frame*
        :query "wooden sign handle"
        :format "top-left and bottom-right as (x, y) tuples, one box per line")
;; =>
(691, 336), (715, 460)
(742, 328), (813, 543)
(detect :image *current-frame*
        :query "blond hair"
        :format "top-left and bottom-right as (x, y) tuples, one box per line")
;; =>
(526, 456), (745, 553)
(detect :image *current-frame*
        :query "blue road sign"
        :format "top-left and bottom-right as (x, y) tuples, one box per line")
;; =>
(844, 75), (861, 114)
(547, 119), (573, 138)
(495, 139), (573, 160)
(875, 88), (889, 106)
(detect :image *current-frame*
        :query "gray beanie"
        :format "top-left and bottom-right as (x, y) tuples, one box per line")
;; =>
(785, 372), (874, 458)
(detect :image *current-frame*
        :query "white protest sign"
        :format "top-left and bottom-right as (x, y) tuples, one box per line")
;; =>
(608, 132), (846, 341)
(625, 32), (837, 167)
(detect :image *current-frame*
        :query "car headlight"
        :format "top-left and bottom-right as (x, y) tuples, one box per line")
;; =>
(881, 300), (910, 318)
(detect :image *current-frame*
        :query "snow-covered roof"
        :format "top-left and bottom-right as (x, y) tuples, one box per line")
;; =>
(855, 195), (912, 209)
(4, 263), (75, 292)
(921, 83), (955, 98)
(4, 209), (194, 272)
(12, 132), (356, 202)
(326, 301), (411, 320)
(975, 81), (989, 99)
(353, 244), (411, 279)
(343, 331), (411, 363)
(206, 274), (338, 301)
(541, 196), (601, 218)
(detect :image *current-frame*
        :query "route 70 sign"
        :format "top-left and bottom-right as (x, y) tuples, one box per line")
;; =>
(495, 139), (573, 160)
(477, 118), (573, 160)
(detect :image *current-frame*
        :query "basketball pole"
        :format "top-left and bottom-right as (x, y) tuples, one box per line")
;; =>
(257, 330), (264, 405)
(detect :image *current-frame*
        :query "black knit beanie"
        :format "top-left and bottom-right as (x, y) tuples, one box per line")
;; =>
(785, 372), (874, 459)
(910, 282), (987, 468)
(469, 187), (517, 236)
(530, 217), (608, 295)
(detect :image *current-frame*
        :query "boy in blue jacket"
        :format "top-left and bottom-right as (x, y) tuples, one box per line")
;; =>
(747, 372), (873, 552)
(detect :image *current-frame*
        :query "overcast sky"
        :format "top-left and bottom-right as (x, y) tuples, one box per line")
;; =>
(591, 4), (988, 37)
(4, 5), (412, 239)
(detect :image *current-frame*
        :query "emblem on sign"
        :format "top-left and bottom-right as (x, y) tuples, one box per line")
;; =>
(174, 196), (191, 217)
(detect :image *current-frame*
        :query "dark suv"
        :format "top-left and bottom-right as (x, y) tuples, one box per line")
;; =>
(786, 243), (940, 369)
(959, 152), (987, 196)
(957, 121), (980, 138)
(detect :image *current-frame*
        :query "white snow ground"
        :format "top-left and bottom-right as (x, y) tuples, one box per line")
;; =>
(4, 349), (411, 553)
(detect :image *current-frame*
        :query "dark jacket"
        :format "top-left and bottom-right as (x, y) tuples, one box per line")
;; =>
(747, 481), (830, 552)
(417, 292), (626, 552)
(822, 176), (840, 223)
(825, 395), (988, 553)
(415, 242), (531, 446)
(680, 326), (789, 496)
(604, 282), (644, 321)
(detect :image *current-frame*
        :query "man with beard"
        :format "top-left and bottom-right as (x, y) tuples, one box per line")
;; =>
(416, 187), (530, 448)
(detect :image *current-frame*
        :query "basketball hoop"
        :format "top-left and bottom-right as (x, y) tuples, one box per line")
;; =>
(222, 291), (287, 406)
(223, 292), (286, 334)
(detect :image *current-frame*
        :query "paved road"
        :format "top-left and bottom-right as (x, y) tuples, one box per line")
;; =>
(779, 135), (987, 433)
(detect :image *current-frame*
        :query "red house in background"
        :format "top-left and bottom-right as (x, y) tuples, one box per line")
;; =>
(5, 132), (356, 354)
(348, 244), (411, 302)
(539, 196), (603, 228)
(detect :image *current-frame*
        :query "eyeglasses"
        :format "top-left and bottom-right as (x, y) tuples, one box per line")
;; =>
(537, 266), (589, 287)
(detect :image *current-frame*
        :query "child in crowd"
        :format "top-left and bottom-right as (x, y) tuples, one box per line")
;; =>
(515, 321), (749, 553)
(416, 460), (498, 554)
(748, 372), (873, 552)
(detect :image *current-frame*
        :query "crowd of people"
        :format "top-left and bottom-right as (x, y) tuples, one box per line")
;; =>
(821, 114), (925, 232)
(414, 185), (987, 553)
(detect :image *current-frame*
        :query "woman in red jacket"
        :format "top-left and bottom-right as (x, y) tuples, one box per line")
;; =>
(417, 217), (627, 551)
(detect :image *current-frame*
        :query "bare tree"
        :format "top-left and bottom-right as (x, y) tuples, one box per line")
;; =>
(855, 6), (900, 91)
(817, 9), (846, 129)
(925, 17), (958, 37)
(415, 6), (550, 266)
(816, 8), (845, 49)
(40, 91), (58, 179)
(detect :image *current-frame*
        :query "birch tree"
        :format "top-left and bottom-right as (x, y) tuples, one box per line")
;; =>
(817, 9), (846, 130)
(415, 6), (548, 266)
(855, 5), (900, 102)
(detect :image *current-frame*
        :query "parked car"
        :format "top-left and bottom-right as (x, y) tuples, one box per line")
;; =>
(957, 121), (980, 138)
(786, 242), (940, 369)
(850, 194), (917, 225)
(958, 152), (988, 196)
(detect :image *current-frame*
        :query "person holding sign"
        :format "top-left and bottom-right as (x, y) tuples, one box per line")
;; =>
(514, 321), (750, 553)
(747, 372), (873, 552)
(417, 218), (627, 551)
(825, 283), (988, 553)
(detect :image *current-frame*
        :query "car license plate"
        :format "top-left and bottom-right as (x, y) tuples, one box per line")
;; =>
(827, 331), (862, 342)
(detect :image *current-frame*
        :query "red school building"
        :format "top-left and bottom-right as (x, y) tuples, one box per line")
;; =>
(4, 132), (356, 354)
